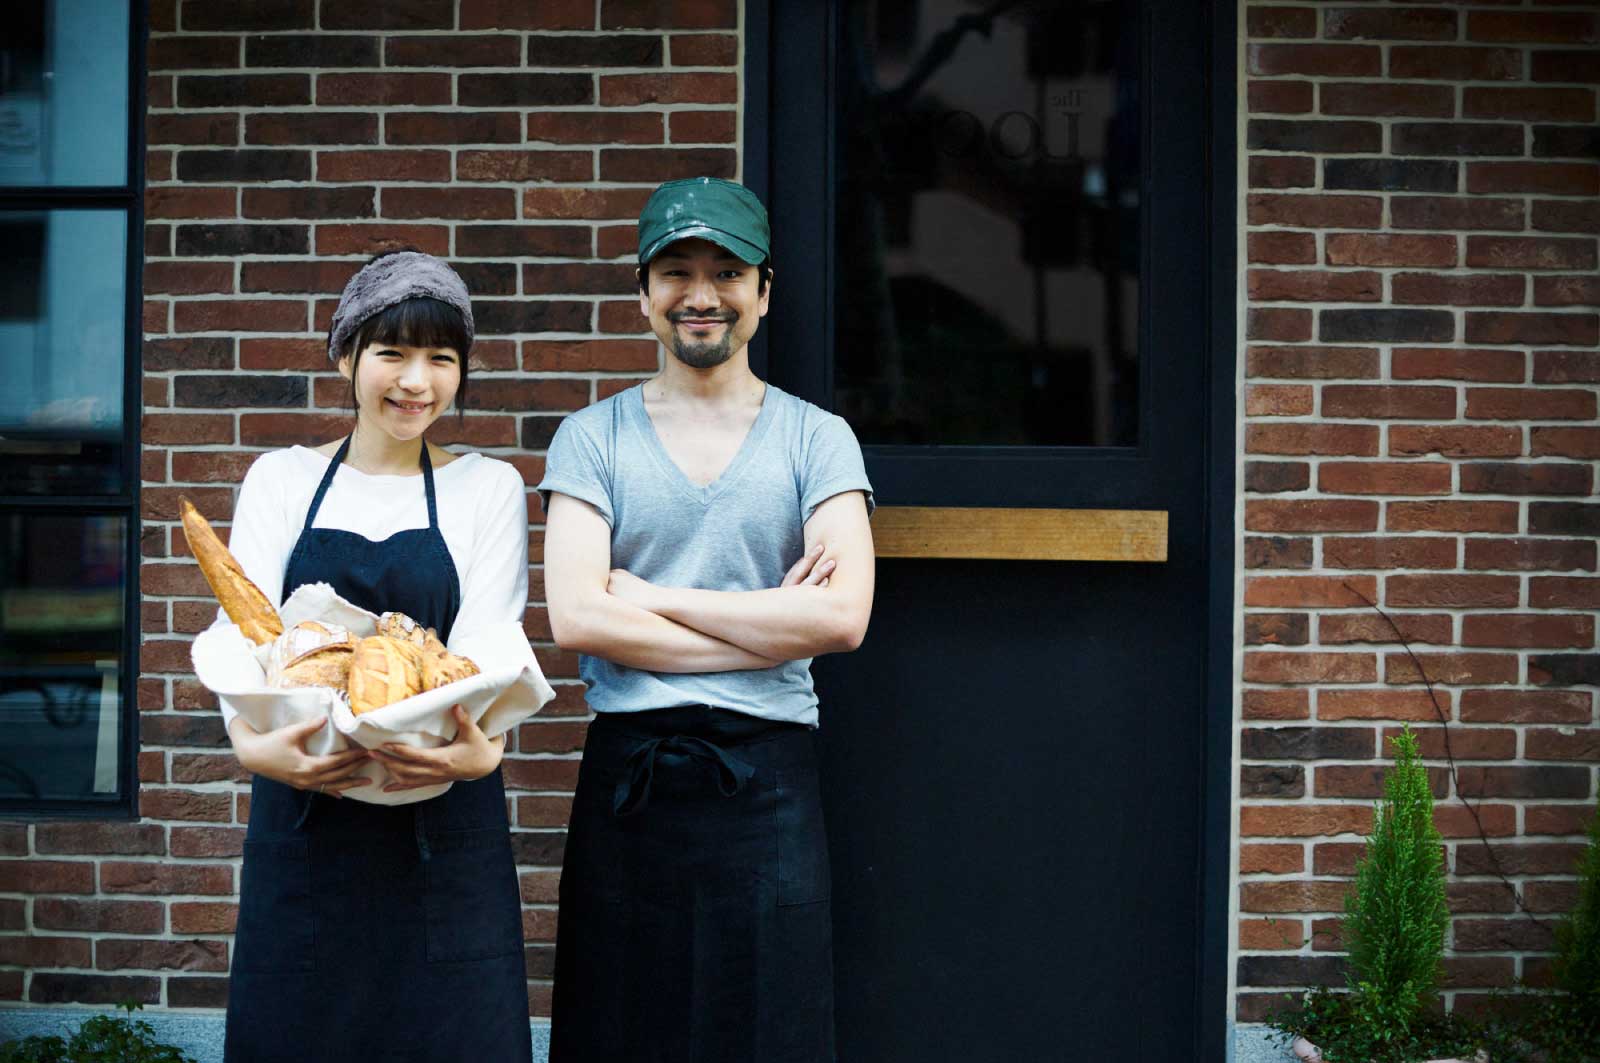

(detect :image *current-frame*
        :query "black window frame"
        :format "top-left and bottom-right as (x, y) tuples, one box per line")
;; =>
(0, 0), (148, 819)
(747, 0), (1213, 513)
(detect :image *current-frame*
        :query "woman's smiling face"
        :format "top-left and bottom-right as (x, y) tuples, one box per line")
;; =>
(339, 342), (461, 441)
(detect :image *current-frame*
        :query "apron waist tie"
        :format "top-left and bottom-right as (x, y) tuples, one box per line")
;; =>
(292, 790), (317, 832)
(414, 802), (431, 862)
(613, 734), (756, 818)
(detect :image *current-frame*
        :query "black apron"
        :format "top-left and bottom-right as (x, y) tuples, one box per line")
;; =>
(225, 438), (529, 1063)
(550, 706), (836, 1063)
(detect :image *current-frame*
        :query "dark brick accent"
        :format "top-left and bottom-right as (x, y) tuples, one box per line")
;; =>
(174, 375), (310, 409)
(1241, 727), (1375, 761)
(1530, 503), (1600, 537)
(245, 34), (380, 67)
(1533, 124), (1600, 160)
(474, 300), (594, 335)
(175, 224), (310, 256)
(1320, 309), (1454, 343)
(177, 150), (312, 183)
(526, 34), (665, 67)
(1323, 158), (1457, 193)
(1529, 655), (1600, 688)
(1246, 120), (1382, 153)
(1391, 123), (1526, 157)
(458, 74), (594, 107)
(1241, 764), (1306, 798)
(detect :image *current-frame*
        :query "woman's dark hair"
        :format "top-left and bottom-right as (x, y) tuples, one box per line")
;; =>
(637, 256), (772, 295)
(334, 250), (473, 419)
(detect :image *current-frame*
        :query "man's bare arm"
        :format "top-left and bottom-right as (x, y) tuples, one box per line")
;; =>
(543, 492), (778, 672)
(608, 491), (874, 661)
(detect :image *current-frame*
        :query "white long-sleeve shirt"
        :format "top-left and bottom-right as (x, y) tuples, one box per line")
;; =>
(212, 446), (530, 728)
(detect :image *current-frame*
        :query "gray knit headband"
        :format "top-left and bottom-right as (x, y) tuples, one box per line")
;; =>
(326, 251), (475, 363)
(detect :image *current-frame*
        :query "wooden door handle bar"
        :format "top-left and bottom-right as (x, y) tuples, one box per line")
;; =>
(871, 507), (1168, 562)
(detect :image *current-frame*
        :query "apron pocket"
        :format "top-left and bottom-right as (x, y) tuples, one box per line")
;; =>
(235, 838), (314, 973)
(775, 767), (831, 906)
(424, 828), (523, 964)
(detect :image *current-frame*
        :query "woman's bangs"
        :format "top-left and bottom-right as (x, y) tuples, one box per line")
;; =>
(358, 297), (470, 356)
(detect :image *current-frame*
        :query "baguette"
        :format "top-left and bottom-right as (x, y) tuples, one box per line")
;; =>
(179, 498), (284, 645)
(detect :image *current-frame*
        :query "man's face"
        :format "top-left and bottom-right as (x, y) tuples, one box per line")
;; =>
(639, 238), (770, 370)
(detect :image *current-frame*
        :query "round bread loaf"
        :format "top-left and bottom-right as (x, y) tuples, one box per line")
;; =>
(348, 635), (424, 715)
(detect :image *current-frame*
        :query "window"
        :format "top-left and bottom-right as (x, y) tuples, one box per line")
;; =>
(832, 0), (1142, 447)
(0, 0), (141, 814)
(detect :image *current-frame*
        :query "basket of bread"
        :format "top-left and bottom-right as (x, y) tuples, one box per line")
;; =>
(181, 499), (555, 805)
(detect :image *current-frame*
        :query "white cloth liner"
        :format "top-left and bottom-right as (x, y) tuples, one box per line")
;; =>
(191, 582), (555, 806)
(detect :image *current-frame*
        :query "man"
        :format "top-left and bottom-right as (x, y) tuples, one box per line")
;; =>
(539, 177), (874, 1063)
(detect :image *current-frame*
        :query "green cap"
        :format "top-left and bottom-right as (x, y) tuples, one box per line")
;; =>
(637, 177), (770, 266)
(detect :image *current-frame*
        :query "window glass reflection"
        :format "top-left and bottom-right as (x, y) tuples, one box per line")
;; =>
(0, 512), (124, 800)
(834, 0), (1141, 446)
(0, 208), (126, 494)
(0, 0), (130, 187)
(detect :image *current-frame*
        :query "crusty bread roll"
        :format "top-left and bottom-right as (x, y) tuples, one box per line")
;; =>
(377, 611), (433, 649)
(348, 635), (424, 715)
(180, 498), (283, 645)
(380, 611), (477, 690)
(277, 643), (356, 691)
(423, 651), (480, 692)
(266, 621), (356, 689)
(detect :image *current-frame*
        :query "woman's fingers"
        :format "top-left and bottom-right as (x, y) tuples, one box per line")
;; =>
(372, 743), (441, 763)
(451, 705), (485, 742)
(303, 748), (372, 774)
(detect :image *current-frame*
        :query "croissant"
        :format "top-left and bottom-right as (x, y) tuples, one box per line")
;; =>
(348, 636), (424, 715)
(180, 498), (283, 645)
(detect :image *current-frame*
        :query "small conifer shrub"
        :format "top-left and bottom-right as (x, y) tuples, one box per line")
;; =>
(1342, 725), (1450, 1043)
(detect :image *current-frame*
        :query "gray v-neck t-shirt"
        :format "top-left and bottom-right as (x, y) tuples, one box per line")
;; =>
(536, 382), (873, 727)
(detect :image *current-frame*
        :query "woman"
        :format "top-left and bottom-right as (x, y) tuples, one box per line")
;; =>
(216, 251), (532, 1063)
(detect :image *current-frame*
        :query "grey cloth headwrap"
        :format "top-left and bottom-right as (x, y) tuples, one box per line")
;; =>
(326, 251), (474, 362)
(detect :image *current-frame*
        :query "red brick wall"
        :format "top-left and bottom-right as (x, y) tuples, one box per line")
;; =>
(2, 0), (740, 1015)
(1237, 2), (1598, 1022)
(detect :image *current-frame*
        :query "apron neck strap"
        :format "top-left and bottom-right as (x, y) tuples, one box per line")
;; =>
(303, 436), (353, 531)
(303, 435), (439, 531)
(419, 441), (439, 529)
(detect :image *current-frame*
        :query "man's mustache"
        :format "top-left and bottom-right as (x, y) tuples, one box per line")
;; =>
(667, 309), (738, 324)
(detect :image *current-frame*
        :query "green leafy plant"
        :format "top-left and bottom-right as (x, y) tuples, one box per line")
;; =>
(1466, 808), (1600, 1063)
(0, 1003), (194, 1063)
(1553, 808), (1600, 1001)
(1271, 985), (1484, 1063)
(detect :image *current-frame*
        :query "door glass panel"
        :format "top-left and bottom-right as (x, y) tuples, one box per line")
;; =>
(0, 512), (125, 800)
(0, 208), (127, 494)
(0, 0), (130, 187)
(833, 0), (1141, 446)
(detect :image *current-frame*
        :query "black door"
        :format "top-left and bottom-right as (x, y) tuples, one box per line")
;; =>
(747, 1), (1236, 1059)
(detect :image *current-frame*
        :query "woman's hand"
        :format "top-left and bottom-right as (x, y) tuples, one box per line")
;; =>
(369, 705), (506, 793)
(228, 715), (372, 796)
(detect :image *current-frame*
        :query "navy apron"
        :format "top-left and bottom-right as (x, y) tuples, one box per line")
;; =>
(550, 706), (835, 1063)
(225, 437), (530, 1063)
